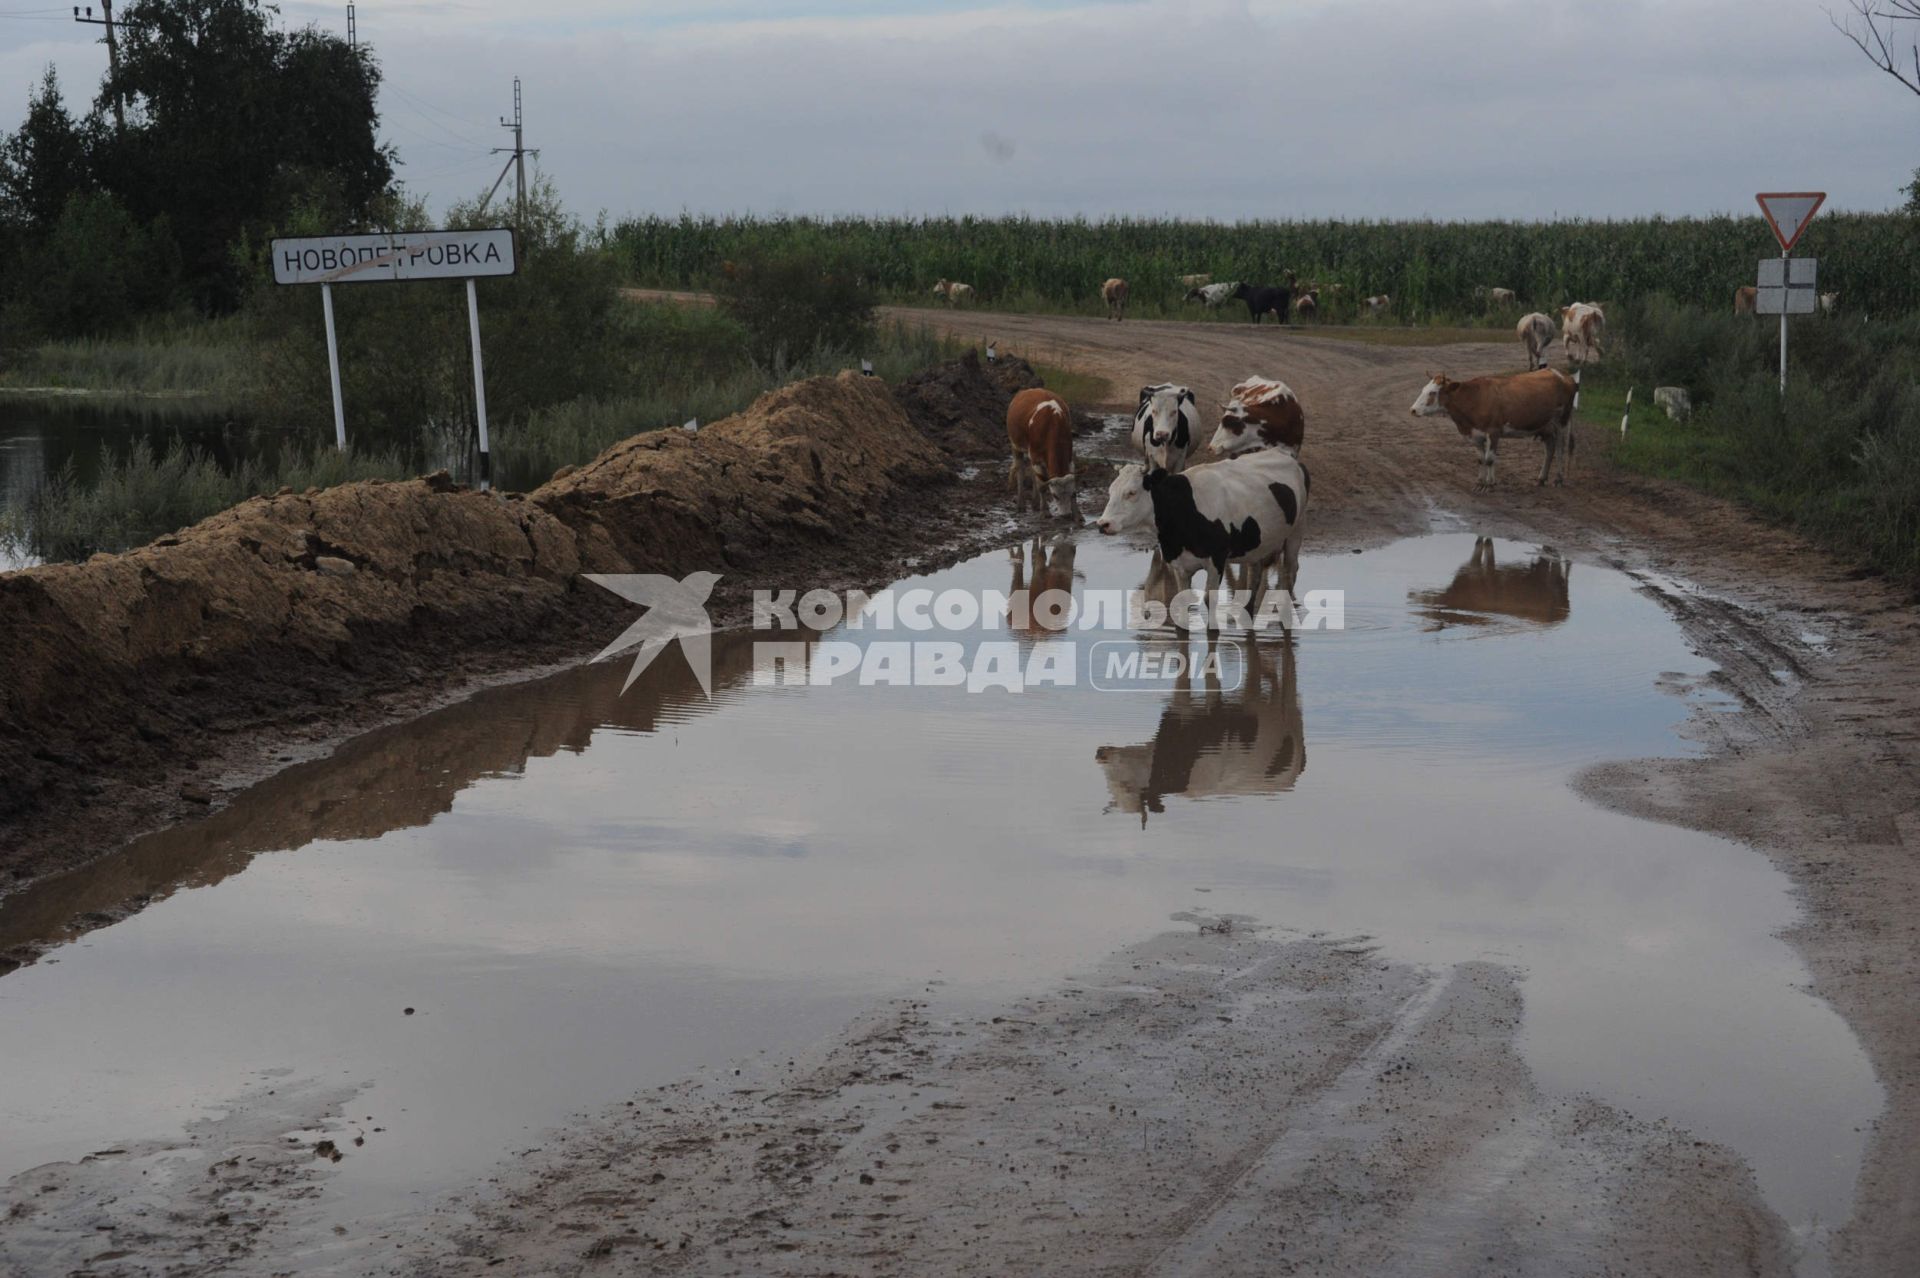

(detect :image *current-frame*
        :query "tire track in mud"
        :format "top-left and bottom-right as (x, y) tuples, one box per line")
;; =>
(358, 931), (1788, 1277)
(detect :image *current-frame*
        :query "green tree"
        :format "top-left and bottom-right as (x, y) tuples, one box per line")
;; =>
(93, 0), (395, 310)
(0, 69), (93, 233)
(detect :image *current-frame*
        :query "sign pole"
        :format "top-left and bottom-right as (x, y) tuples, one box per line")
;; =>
(321, 283), (347, 450)
(466, 277), (492, 492)
(1778, 250), (1790, 394)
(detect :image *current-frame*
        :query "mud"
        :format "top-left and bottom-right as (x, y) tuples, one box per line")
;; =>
(404, 931), (1790, 1278)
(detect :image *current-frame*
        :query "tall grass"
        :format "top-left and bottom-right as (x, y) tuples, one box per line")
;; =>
(491, 319), (959, 485)
(614, 212), (1920, 323)
(1593, 299), (1920, 585)
(0, 315), (257, 406)
(0, 438), (415, 564)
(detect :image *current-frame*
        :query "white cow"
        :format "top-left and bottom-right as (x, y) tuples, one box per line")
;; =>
(1095, 448), (1309, 621)
(1517, 312), (1555, 370)
(1131, 383), (1200, 472)
(933, 279), (975, 305)
(1186, 281), (1238, 308)
(1560, 302), (1605, 366)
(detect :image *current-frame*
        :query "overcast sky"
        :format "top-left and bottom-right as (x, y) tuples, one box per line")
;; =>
(4, 0), (1915, 221)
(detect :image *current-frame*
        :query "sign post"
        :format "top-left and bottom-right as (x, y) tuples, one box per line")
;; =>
(1753, 192), (1825, 393)
(270, 228), (517, 487)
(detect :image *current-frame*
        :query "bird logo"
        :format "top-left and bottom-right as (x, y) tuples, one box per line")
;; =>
(585, 571), (722, 696)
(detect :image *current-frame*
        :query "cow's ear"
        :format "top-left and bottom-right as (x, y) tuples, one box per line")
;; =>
(1137, 386), (1153, 405)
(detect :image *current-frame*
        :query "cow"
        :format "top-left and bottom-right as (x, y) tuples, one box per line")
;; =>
(934, 279), (975, 306)
(1488, 287), (1517, 308)
(1560, 302), (1604, 366)
(1095, 640), (1304, 826)
(1293, 292), (1318, 322)
(1230, 282), (1291, 324)
(1409, 537), (1571, 631)
(1178, 273), (1212, 290)
(1820, 291), (1840, 314)
(1132, 383), (1200, 472)
(1094, 447), (1310, 622)
(1734, 286), (1757, 316)
(1187, 281), (1238, 308)
(1361, 294), (1391, 317)
(1102, 277), (1130, 322)
(1517, 312), (1555, 370)
(1410, 367), (1578, 489)
(1212, 376), (1305, 458)
(1006, 387), (1076, 518)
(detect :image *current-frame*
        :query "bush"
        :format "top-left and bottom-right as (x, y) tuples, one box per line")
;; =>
(1602, 297), (1920, 583)
(713, 246), (877, 367)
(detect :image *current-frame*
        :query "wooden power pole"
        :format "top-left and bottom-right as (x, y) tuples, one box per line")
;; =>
(72, 2), (127, 132)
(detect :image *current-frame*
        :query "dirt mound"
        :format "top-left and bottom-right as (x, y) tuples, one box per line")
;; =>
(0, 371), (950, 875)
(892, 348), (1042, 457)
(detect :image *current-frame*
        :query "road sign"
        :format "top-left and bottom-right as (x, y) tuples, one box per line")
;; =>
(268, 227), (515, 487)
(1755, 192), (1825, 253)
(1755, 257), (1818, 315)
(269, 229), (516, 286)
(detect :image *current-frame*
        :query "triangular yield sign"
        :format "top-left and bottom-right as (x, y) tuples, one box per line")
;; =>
(1755, 192), (1826, 252)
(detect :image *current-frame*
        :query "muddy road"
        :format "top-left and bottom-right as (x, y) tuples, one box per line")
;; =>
(1, 310), (1916, 1276)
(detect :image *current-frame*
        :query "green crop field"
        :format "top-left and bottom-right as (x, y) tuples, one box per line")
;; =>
(613, 213), (1920, 323)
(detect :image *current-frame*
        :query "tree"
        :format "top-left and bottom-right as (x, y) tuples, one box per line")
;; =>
(92, 0), (395, 309)
(1832, 1), (1920, 95)
(0, 70), (93, 233)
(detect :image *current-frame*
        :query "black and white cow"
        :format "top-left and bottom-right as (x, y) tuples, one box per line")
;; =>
(1130, 383), (1200, 472)
(1095, 449), (1310, 622)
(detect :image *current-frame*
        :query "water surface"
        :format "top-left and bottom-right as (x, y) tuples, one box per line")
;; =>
(0, 531), (1877, 1258)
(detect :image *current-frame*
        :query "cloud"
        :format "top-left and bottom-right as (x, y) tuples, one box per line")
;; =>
(6, 0), (1912, 222)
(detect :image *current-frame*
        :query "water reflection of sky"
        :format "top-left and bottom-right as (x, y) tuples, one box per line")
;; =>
(0, 532), (1878, 1249)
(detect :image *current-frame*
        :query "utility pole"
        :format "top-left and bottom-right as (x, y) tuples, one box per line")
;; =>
(72, 2), (127, 132)
(486, 78), (534, 227)
(346, 1), (356, 48)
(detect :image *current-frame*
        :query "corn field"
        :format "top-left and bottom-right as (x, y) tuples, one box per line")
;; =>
(613, 213), (1920, 322)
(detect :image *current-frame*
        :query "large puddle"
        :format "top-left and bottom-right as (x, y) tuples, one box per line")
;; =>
(0, 530), (1878, 1259)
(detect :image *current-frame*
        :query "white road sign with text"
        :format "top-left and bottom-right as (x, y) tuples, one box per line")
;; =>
(271, 229), (517, 286)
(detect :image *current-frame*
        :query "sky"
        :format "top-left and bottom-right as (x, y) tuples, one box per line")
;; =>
(3, 0), (1915, 222)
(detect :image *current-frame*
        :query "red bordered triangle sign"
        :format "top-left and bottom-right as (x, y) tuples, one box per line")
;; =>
(1755, 192), (1826, 252)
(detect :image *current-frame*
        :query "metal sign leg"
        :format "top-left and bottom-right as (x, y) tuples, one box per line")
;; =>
(1779, 251), (1789, 394)
(466, 277), (492, 492)
(321, 283), (347, 450)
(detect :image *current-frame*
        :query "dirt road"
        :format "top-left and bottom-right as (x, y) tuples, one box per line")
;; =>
(908, 308), (1920, 1276)
(2, 310), (1915, 1275)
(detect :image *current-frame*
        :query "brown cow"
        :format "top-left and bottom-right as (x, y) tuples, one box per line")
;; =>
(1559, 302), (1605, 366)
(1410, 368), (1578, 489)
(1410, 538), (1571, 631)
(1007, 387), (1076, 518)
(1213, 376), (1306, 457)
(1005, 534), (1078, 638)
(1734, 286), (1757, 316)
(1102, 277), (1129, 321)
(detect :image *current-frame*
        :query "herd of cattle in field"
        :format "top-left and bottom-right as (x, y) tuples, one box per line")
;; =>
(1001, 291), (1602, 619)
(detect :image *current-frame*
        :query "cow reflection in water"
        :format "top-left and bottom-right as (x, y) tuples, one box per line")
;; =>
(1095, 639), (1305, 826)
(1409, 537), (1571, 631)
(1006, 534), (1080, 635)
